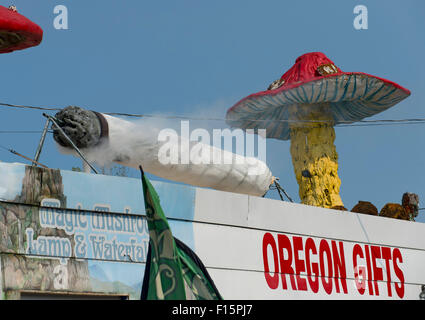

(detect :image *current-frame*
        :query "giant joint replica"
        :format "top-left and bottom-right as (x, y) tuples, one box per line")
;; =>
(226, 52), (410, 208)
(52, 107), (274, 197)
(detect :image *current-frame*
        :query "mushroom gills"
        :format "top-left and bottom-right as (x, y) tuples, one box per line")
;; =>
(0, 31), (24, 49)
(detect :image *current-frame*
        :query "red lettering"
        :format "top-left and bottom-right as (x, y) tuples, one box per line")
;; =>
(364, 245), (374, 295)
(393, 248), (405, 298)
(319, 240), (333, 294)
(305, 237), (319, 293)
(331, 241), (347, 294)
(371, 246), (383, 295)
(381, 246), (392, 297)
(353, 244), (366, 295)
(277, 234), (297, 290)
(293, 236), (307, 291)
(262, 233), (279, 289)
(262, 234), (404, 299)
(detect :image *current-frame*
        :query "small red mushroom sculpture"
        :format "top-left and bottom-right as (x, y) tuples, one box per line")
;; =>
(0, 5), (43, 53)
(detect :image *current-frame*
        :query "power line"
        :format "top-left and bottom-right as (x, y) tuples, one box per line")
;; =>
(93, 112), (425, 126)
(1, 101), (425, 127)
(0, 130), (53, 134)
(337, 121), (425, 128)
(0, 102), (60, 111)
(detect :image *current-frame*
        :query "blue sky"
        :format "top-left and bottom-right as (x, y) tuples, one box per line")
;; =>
(0, 0), (424, 221)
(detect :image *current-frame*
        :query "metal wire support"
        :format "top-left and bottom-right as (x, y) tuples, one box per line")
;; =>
(32, 117), (51, 166)
(272, 178), (294, 203)
(0, 144), (48, 168)
(42, 113), (99, 174)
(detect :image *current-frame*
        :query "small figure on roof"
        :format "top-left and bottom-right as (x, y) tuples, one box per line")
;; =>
(402, 192), (419, 220)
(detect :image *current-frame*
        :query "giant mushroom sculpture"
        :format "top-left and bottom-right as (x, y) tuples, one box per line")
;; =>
(226, 52), (410, 208)
(0, 5), (43, 53)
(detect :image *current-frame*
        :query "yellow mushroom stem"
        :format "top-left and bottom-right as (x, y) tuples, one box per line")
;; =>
(289, 103), (344, 208)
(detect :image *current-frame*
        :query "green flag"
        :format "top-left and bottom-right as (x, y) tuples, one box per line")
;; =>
(140, 167), (222, 300)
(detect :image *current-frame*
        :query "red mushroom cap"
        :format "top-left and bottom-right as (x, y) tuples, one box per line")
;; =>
(0, 5), (43, 53)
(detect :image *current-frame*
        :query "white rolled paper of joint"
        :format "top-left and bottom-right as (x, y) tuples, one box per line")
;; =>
(59, 113), (274, 197)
